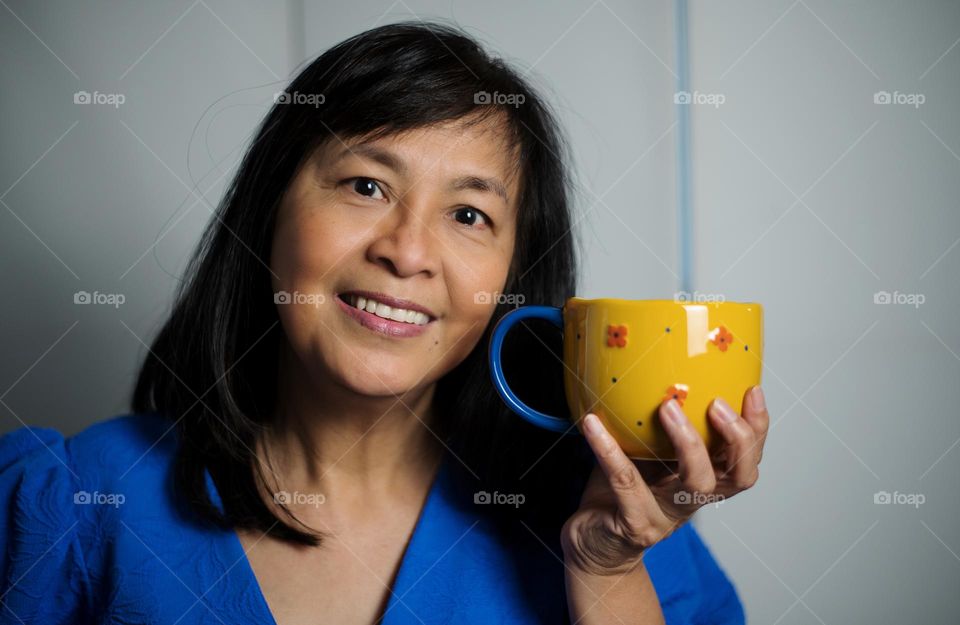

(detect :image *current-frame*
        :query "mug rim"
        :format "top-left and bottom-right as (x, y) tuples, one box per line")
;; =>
(567, 297), (762, 309)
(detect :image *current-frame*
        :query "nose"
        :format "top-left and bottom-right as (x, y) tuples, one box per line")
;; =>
(366, 205), (440, 278)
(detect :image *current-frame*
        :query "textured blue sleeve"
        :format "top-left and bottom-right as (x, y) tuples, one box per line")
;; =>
(643, 521), (746, 624)
(0, 426), (89, 624)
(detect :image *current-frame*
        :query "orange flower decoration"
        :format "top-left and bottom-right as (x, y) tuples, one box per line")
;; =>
(710, 325), (734, 352)
(664, 384), (689, 406)
(606, 324), (628, 347)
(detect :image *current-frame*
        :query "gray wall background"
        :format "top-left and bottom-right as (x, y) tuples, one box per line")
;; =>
(2, 1), (958, 622)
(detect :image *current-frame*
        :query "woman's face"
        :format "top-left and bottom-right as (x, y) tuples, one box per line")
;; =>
(270, 115), (520, 398)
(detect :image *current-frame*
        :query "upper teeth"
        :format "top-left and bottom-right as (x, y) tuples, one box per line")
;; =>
(347, 294), (430, 326)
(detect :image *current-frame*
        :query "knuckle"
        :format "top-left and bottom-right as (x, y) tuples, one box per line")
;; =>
(673, 434), (707, 462)
(684, 474), (716, 495)
(625, 523), (664, 549)
(610, 464), (641, 491)
(735, 468), (760, 490)
(619, 518), (644, 543)
(737, 421), (762, 444)
(754, 416), (770, 437)
(674, 429), (700, 450)
(731, 421), (754, 443)
(639, 527), (665, 548)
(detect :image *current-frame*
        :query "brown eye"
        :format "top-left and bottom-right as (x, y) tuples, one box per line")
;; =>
(453, 206), (490, 228)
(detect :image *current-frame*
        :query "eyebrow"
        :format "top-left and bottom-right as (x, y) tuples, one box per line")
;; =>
(334, 143), (510, 205)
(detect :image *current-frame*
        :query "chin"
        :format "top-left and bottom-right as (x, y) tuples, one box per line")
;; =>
(337, 359), (430, 399)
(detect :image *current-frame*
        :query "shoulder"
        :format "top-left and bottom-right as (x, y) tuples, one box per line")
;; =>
(1, 411), (178, 497)
(1, 410), (176, 471)
(0, 412), (180, 622)
(0, 410), (265, 623)
(0, 411), (185, 547)
(64, 411), (178, 483)
(0, 411), (181, 530)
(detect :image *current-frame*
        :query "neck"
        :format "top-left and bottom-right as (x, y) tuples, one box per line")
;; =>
(259, 343), (444, 511)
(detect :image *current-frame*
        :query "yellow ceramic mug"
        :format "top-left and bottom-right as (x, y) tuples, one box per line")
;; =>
(488, 298), (763, 460)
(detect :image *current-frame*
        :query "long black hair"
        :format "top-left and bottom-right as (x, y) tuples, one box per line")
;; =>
(133, 20), (594, 546)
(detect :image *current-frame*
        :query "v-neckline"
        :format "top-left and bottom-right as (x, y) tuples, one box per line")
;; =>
(208, 452), (451, 625)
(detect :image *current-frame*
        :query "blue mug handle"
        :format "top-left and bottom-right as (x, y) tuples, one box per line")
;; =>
(488, 305), (574, 433)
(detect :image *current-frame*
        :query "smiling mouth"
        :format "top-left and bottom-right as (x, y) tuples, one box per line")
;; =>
(337, 293), (433, 326)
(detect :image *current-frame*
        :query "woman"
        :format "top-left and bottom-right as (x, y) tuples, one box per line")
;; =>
(0, 21), (767, 624)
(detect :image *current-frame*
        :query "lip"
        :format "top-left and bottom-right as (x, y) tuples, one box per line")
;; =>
(337, 290), (437, 319)
(336, 294), (433, 338)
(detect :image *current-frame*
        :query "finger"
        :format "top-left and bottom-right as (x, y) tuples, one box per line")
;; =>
(580, 413), (660, 527)
(659, 400), (716, 496)
(741, 385), (769, 464)
(708, 397), (760, 491)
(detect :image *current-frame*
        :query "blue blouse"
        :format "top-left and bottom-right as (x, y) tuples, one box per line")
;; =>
(0, 413), (745, 624)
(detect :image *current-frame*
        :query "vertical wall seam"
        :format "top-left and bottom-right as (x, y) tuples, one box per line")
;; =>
(674, 0), (693, 294)
(286, 0), (307, 78)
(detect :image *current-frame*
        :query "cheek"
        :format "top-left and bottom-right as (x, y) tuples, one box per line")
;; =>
(272, 210), (366, 288)
(444, 251), (512, 324)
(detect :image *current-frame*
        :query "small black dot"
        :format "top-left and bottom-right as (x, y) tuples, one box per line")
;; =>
(636, 420), (643, 426)
(576, 332), (580, 339)
(611, 377), (617, 383)
(744, 345), (749, 351)
(665, 327), (671, 333)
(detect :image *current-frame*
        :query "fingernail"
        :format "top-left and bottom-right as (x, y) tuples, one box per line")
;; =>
(583, 413), (602, 436)
(713, 397), (738, 423)
(751, 386), (766, 412)
(664, 400), (697, 442)
(663, 399), (687, 428)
